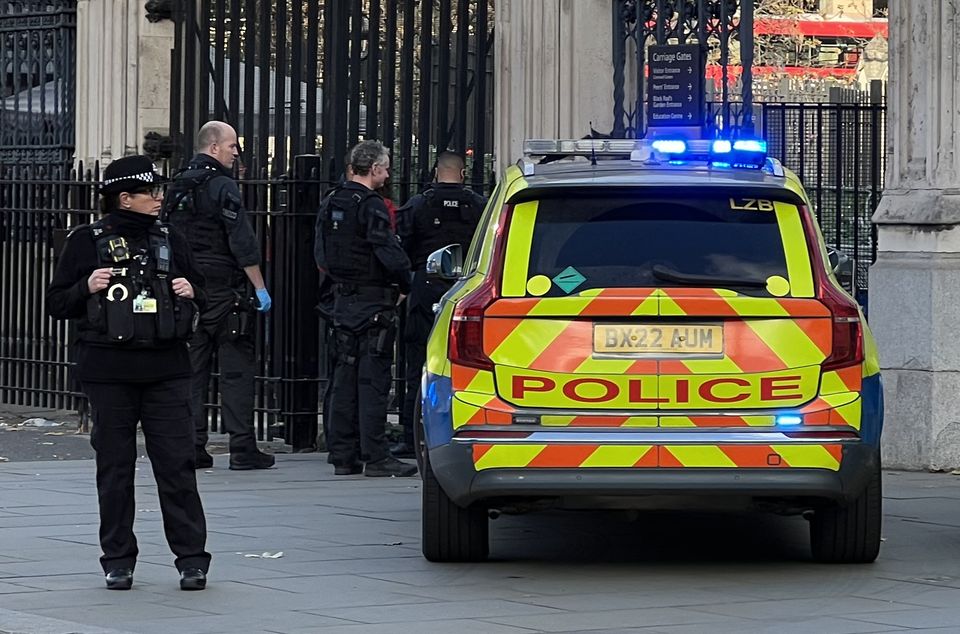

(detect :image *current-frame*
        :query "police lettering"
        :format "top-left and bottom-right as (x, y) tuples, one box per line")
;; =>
(509, 374), (806, 405)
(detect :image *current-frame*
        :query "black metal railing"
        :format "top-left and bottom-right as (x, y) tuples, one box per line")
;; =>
(612, 0), (754, 138)
(0, 0), (76, 165)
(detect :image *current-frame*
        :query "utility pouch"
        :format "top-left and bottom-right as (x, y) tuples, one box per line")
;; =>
(334, 330), (359, 366)
(102, 280), (135, 342)
(174, 298), (200, 340)
(152, 278), (177, 341)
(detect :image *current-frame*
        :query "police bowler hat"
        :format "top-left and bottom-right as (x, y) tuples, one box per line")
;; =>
(100, 155), (168, 196)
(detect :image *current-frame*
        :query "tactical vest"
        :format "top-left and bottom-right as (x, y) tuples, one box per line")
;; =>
(411, 186), (483, 267)
(164, 165), (231, 259)
(319, 186), (388, 286)
(81, 220), (198, 347)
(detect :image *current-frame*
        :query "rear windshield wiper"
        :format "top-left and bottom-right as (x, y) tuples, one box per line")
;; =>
(651, 264), (769, 289)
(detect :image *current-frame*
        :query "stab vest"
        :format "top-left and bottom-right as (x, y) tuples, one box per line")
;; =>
(164, 165), (231, 259)
(411, 186), (483, 267)
(81, 220), (198, 347)
(319, 186), (388, 286)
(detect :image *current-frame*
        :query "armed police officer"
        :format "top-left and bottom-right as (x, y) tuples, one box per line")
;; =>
(46, 156), (211, 591)
(315, 140), (418, 477)
(165, 121), (275, 471)
(395, 151), (487, 458)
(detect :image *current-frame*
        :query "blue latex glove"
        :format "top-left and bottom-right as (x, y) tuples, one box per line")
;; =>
(255, 288), (272, 312)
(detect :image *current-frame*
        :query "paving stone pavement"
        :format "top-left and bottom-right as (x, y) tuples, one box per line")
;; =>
(1, 454), (960, 633)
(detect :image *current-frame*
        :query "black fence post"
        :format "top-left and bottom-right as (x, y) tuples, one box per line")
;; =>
(280, 155), (324, 451)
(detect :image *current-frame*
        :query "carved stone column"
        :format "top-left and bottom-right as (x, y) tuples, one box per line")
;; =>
(74, 0), (174, 167)
(494, 0), (614, 171)
(869, 0), (960, 470)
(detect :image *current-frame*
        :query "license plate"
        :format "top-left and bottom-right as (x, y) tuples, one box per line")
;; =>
(593, 324), (723, 355)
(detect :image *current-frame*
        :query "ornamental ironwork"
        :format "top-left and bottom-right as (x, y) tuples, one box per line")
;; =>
(612, 0), (754, 138)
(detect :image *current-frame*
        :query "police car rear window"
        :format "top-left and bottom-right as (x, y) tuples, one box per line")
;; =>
(524, 193), (794, 296)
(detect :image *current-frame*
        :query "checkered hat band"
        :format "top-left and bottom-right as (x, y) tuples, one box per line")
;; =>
(102, 172), (156, 186)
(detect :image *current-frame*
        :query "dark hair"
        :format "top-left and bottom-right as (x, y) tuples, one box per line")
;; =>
(100, 193), (121, 214)
(436, 151), (466, 172)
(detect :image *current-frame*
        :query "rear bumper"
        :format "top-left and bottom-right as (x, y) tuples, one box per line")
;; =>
(429, 441), (879, 508)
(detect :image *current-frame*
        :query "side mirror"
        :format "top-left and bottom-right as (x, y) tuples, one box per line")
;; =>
(426, 244), (463, 281)
(826, 246), (855, 294)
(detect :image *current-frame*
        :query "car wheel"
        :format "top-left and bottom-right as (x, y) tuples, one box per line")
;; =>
(421, 448), (489, 562)
(810, 459), (882, 563)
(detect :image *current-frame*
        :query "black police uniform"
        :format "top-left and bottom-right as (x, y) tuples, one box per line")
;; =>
(165, 154), (269, 468)
(315, 181), (414, 474)
(398, 183), (486, 449)
(46, 209), (211, 578)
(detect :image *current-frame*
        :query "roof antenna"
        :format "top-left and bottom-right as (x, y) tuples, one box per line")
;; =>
(589, 121), (598, 166)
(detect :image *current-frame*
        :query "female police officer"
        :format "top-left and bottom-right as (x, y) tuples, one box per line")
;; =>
(46, 156), (211, 591)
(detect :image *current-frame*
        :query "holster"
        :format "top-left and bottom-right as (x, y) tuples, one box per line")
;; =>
(333, 329), (359, 366)
(368, 310), (397, 357)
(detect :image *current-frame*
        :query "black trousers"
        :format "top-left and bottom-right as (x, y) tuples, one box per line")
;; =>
(189, 288), (258, 454)
(327, 323), (396, 466)
(84, 378), (210, 573)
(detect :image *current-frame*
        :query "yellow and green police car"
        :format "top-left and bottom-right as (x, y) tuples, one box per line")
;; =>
(417, 137), (882, 564)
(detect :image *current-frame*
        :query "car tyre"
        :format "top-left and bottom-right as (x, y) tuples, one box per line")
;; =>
(810, 459), (882, 563)
(421, 448), (489, 562)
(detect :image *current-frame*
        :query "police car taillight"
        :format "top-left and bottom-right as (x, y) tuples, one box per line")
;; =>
(798, 205), (865, 371)
(450, 277), (496, 370)
(820, 278), (864, 371)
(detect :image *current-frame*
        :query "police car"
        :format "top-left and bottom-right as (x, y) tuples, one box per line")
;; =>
(417, 137), (882, 564)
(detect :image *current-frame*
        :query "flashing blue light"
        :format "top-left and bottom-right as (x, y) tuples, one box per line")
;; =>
(733, 139), (767, 153)
(711, 139), (732, 154)
(710, 161), (732, 169)
(651, 139), (687, 155)
(776, 414), (803, 426)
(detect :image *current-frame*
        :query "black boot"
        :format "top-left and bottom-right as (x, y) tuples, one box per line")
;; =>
(195, 447), (214, 469)
(179, 568), (207, 591)
(364, 456), (418, 477)
(105, 568), (133, 590)
(229, 449), (275, 470)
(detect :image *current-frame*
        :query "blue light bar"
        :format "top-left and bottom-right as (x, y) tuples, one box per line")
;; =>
(776, 414), (803, 426)
(733, 139), (767, 153)
(711, 139), (732, 154)
(651, 139), (687, 155)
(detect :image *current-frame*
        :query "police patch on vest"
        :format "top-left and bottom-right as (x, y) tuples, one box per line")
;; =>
(222, 208), (238, 220)
(443, 200), (460, 207)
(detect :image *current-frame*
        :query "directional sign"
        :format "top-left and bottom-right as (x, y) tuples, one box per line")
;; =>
(647, 44), (704, 127)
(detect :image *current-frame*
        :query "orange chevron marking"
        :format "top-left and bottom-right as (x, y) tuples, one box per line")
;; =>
(793, 318), (832, 358)
(726, 321), (788, 372)
(579, 288), (656, 317)
(799, 398), (832, 413)
(486, 396), (516, 412)
(485, 299), (542, 316)
(529, 321), (593, 372)
(451, 365), (480, 391)
(486, 410), (513, 424)
(775, 299), (831, 317)
(635, 448), (658, 467)
(483, 317), (525, 357)
(660, 360), (692, 375)
(662, 288), (742, 317)
(836, 365), (863, 392)
(472, 445), (494, 461)
(825, 445), (844, 463)
(627, 360), (659, 374)
(659, 448), (684, 468)
(804, 411), (832, 425)
(527, 444), (597, 467)
(719, 445), (783, 467)
(467, 407), (486, 425)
